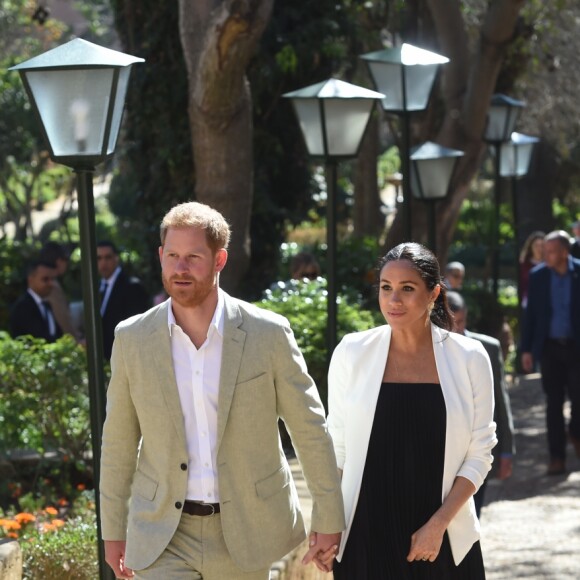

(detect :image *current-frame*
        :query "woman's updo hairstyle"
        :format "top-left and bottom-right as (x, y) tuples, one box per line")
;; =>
(377, 242), (453, 331)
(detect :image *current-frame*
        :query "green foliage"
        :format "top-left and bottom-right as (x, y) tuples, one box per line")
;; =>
(0, 1), (71, 242)
(257, 279), (377, 405)
(0, 333), (93, 501)
(21, 512), (98, 580)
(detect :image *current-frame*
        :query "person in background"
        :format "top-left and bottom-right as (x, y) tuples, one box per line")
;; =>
(324, 242), (495, 579)
(519, 231), (545, 308)
(443, 261), (465, 290)
(570, 219), (580, 259)
(9, 260), (62, 343)
(290, 252), (321, 281)
(520, 230), (580, 476)
(97, 241), (150, 360)
(39, 241), (80, 341)
(447, 291), (515, 516)
(100, 202), (344, 579)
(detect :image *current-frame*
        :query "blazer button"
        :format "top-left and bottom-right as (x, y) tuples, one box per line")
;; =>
(175, 501), (182, 510)
(180, 463), (187, 471)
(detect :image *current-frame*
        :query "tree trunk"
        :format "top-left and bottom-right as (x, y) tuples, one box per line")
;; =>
(386, 0), (525, 264)
(353, 114), (383, 237)
(178, 0), (273, 292)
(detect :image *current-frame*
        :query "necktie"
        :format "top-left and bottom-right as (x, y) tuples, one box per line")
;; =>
(41, 301), (57, 337)
(100, 281), (109, 315)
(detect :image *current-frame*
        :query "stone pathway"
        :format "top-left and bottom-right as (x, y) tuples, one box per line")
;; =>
(279, 372), (580, 579)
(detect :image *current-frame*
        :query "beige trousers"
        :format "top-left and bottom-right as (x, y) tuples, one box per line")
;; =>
(134, 512), (271, 580)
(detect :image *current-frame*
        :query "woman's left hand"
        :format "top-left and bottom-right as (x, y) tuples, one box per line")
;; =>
(406, 518), (446, 563)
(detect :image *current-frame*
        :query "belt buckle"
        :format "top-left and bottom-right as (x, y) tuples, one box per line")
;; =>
(201, 502), (216, 516)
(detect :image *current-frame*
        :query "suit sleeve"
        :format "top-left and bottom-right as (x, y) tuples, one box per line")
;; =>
(99, 328), (142, 540)
(490, 343), (515, 457)
(456, 342), (497, 490)
(272, 321), (345, 534)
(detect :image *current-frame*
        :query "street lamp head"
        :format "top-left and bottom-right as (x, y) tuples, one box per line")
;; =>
(360, 43), (449, 113)
(483, 93), (526, 144)
(10, 38), (144, 169)
(499, 132), (539, 177)
(409, 141), (464, 201)
(283, 78), (384, 159)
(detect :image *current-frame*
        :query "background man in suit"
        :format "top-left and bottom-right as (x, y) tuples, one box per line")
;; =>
(100, 202), (344, 579)
(39, 241), (80, 341)
(571, 219), (580, 259)
(521, 230), (580, 475)
(447, 291), (515, 515)
(9, 260), (62, 342)
(443, 261), (465, 290)
(97, 240), (150, 360)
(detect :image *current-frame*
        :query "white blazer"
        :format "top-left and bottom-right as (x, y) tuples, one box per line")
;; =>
(327, 323), (497, 565)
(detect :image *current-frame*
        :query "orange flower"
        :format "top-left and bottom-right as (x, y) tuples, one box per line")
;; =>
(52, 519), (66, 528)
(57, 498), (69, 506)
(14, 513), (36, 524)
(7, 532), (18, 539)
(76, 483), (86, 491)
(40, 522), (56, 533)
(0, 520), (21, 531)
(45, 506), (58, 516)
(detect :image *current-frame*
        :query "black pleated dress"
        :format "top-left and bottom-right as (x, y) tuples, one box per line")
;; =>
(334, 382), (486, 580)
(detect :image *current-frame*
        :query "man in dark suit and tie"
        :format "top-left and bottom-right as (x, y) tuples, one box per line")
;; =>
(9, 260), (63, 342)
(97, 241), (150, 360)
(521, 230), (580, 475)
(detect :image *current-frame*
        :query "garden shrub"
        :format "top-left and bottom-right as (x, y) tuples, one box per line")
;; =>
(257, 278), (379, 406)
(0, 333), (93, 504)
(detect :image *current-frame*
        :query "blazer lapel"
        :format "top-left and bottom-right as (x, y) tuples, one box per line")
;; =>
(216, 294), (246, 451)
(148, 302), (188, 444)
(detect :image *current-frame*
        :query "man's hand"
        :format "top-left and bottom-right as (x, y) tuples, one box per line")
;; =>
(497, 456), (513, 480)
(302, 531), (341, 572)
(521, 352), (534, 374)
(104, 540), (134, 578)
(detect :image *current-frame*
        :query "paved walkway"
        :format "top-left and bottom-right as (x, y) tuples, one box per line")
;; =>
(278, 373), (580, 579)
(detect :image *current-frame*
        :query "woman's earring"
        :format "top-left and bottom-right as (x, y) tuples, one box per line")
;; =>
(426, 302), (434, 326)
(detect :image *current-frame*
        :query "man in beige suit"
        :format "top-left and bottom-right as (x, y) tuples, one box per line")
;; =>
(100, 202), (345, 579)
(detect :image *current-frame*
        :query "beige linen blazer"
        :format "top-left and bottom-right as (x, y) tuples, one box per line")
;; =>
(327, 323), (497, 565)
(100, 293), (345, 572)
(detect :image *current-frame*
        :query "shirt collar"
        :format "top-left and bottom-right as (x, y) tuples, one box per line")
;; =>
(103, 266), (121, 285)
(27, 288), (43, 305)
(167, 288), (225, 338)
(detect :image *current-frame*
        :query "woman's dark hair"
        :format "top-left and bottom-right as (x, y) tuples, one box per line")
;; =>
(377, 242), (453, 331)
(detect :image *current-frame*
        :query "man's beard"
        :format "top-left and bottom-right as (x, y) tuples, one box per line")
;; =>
(162, 272), (215, 308)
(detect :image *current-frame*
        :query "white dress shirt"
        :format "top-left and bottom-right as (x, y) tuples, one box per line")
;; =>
(167, 290), (224, 502)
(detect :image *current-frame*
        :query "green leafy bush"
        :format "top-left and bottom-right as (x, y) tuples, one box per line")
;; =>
(257, 278), (379, 405)
(0, 333), (93, 503)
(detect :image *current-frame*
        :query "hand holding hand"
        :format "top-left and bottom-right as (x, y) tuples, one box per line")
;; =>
(302, 531), (341, 572)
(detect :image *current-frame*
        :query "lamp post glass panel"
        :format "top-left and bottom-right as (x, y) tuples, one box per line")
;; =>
(499, 132), (539, 307)
(483, 94), (526, 299)
(10, 38), (144, 580)
(360, 44), (449, 240)
(409, 141), (464, 254)
(283, 79), (384, 356)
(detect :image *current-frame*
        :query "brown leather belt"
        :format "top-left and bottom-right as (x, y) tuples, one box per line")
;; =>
(182, 501), (220, 516)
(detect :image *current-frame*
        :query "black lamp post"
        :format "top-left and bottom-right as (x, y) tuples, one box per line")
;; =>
(360, 43), (449, 240)
(483, 94), (526, 299)
(283, 78), (384, 356)
(498, 132), (539, 307)
(10, 38), (144, 580)
(409, 142), (464, 255)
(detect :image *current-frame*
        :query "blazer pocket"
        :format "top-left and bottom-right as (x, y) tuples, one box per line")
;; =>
(255, 465), (290, 499)
(236, 372), (267, 389)
(132, 470), (158, 501)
